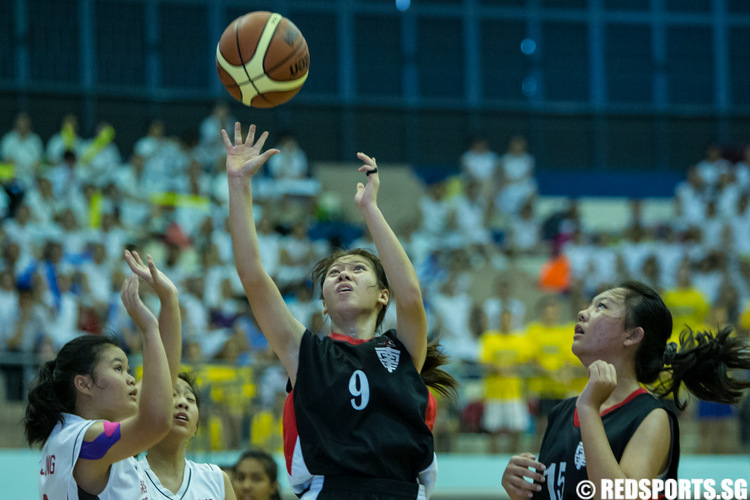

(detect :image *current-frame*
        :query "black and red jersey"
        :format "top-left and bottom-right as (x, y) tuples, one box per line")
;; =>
(532, 388), (680, 500)
(283, 329), (437, 499)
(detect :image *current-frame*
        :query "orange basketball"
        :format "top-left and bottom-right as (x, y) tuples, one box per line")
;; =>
(216, 11), (309, 108)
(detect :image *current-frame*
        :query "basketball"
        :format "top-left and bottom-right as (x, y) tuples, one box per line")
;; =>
(216, 11), (309, 108)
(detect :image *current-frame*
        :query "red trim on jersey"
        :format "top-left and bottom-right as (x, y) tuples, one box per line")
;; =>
(283, 390), (298, 474)
(330, 332), (437, 430)
(573, 387), (648, 427)
(425, 392), (437, 431)
(329, 332), (369, 344)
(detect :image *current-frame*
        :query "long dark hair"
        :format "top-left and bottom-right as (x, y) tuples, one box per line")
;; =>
(311, 249), (459, 398)
(620, 280), (750, 410)
(24, 335), (120, 447)
(233, 449), (281, 500)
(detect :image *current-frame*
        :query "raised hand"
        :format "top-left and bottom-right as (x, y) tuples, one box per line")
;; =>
(120, 274), (158, 335)
(577, 359), (618, 411)
(124, 250), (177, 300)
(501, 453), (546, 499)
(354, 152), (379, 211)
(221, 122), (279, 180)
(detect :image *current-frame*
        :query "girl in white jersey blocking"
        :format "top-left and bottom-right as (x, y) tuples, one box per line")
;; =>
(141, 371), (236, 500)
(24, 251), (181, 500)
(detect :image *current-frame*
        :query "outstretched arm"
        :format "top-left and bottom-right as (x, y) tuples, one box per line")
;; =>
(124, 250), (180, 386)
(223, 122), (306, 384)
(355, 153), (427, 370)
(74, 276), (172, 493)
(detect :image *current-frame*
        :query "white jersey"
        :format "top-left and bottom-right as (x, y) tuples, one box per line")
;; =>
(141, 456), (226, 500)
(39, 413), (150, 500)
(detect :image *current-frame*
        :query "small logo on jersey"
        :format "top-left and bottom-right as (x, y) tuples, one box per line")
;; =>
(574, 441), (586, 470)
(376, 346), (400, 373)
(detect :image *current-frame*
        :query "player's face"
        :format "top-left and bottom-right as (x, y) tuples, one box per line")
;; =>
(321, 255), (387, 315)
(572, 288), (629, 364)
(88, 346), (138, 421)
(170, 378), (199, 439)
(232, 458), (277, 500)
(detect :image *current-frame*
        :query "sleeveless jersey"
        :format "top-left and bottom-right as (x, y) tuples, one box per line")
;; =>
(39, 413), (150, 500)
(141, 457), (226, 500)
(533, 389), (680, 500)
(283, 330), (438, 499)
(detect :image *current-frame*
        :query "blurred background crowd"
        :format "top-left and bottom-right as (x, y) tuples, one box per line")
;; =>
(1, 105), (749, 457)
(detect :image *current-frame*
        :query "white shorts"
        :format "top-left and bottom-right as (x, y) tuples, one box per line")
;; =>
(482, 400), (529, 433)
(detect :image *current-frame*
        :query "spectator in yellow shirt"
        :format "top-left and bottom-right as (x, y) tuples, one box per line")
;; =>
(479, 310), (532, 453)
(526, 294), (578, 447)
(662, 262), (709, 338)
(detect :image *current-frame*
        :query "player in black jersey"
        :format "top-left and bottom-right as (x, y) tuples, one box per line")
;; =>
(502, 281), (750, 500)
(222, 123), (457, 499)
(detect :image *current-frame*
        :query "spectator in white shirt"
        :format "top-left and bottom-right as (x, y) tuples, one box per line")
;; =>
(674, 165), (708, 229)
(460, 135), (499, 198)
(45, 113), (84, 165)
(695, 142), (731, 188)
(481, 276), (526, 333)
(495, 135), (537, 216)
(0, 113), (43, 190)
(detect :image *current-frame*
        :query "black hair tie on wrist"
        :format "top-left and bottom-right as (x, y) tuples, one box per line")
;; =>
(366, 168), (378, 176)
(663, 341), (678, 365)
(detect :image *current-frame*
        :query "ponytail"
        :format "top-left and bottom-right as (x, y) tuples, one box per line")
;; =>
(420, 340), (459, 399)
(24, 359), (73, 447)
(653, 327), (750, 411)
(24, 335), (119, 447)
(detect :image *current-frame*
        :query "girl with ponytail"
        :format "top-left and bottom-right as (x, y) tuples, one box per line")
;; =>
(502, 280), (750, 500)
(24, 251), (181, 500)
(224, 123), (457, 499)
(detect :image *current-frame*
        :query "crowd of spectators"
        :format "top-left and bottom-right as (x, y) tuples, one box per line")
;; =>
(0, 106), (748, 455)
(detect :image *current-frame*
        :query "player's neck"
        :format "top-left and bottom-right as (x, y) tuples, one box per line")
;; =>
(603, 370), (641, 410)
(330, 311), (378, 340)
(147, 439), (188, 474)
(146, 443), (188, 494)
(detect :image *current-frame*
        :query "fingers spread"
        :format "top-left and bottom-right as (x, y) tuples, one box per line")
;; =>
(245, 124), (256, 146)
(234, 121), (242, 145)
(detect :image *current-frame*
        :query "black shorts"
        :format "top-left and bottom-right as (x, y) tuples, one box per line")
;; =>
(311, 476), (422, 500)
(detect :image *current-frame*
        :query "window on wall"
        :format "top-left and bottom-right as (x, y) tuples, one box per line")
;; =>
(477, 111), (531, 152)
(728, 117), (750, 148)
(666, 116), (718, 170)
(538, 115), (594, 170)
(666, 26), (713, 105)
(729, 27), (750, 106)
(353, 109), (407, 162)
(605, 116), (657, 170)
(289, 10), (339, 97)
(480, 0), (526, 6)
(604, 0), (649, 11)
(160, 3), (210, 89)
(28, 0), (79, 84)
(480, 19), (530, 102)
(665, 0), (711, 13)
(541, 0), (587, 9)
(728, 0), (750, 13)
(355, 14), (402, 97)
(95, 1), (146, 88)
(0, 0), (13, 81)
(417, 16), (464, 99)
(541, 22), (589, 102)
(605, 24), (652, 104)
(416, 110), (467, 164)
